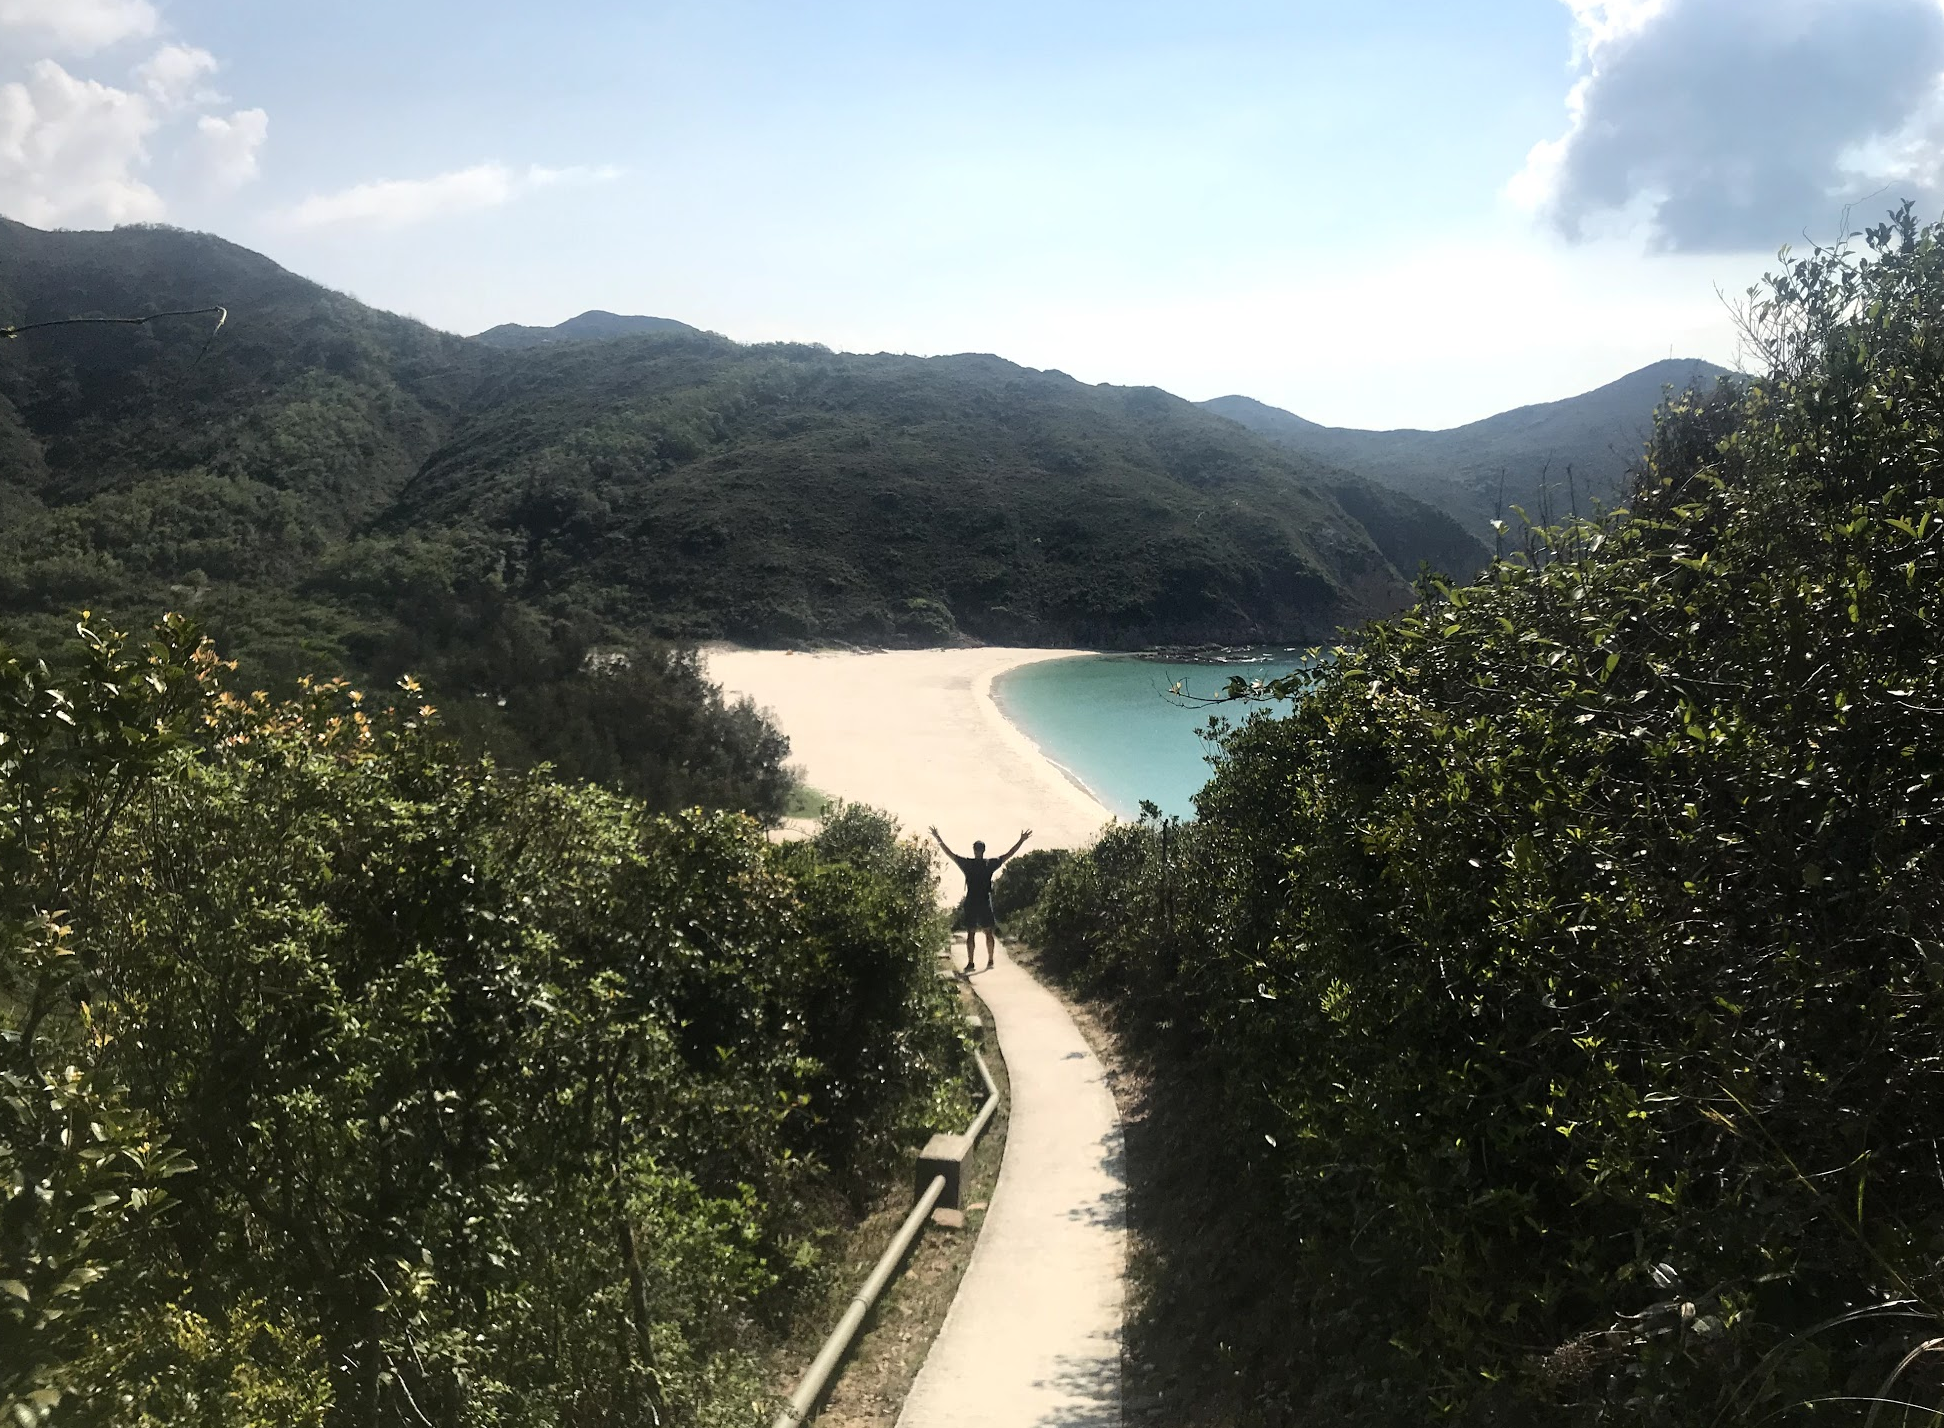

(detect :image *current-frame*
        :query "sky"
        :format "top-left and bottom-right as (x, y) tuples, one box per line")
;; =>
(4, 0), (1942, 428)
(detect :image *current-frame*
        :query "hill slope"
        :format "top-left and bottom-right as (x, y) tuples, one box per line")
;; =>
(379, 335), (1486, 646)
(0, 220), (1483, 671)
(1204, 358), (1735, 538)
(0, 218), (494, 675)
(0, 218), (478, 519)
(472, 310), (702, 348)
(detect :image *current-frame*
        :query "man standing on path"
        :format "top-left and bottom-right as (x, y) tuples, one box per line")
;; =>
(931, 826), (1030, 973)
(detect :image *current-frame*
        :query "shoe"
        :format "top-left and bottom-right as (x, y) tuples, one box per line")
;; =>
(986, 959), (994, 970)
(964, 964), (976, 974)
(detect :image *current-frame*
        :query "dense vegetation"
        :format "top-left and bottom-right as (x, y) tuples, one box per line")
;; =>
(1032, 209), (1944, 1423)
(1206, 357), (1732, 541)
(2, 616), (972, 1427)
(472, 312), (700, 349)
(0, 218), (1483, 679)
(378, 338), (1440, 648)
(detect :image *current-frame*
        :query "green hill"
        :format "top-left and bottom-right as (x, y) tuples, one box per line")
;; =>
(0, 219), (493, 674)
(378, 336), (1489, 647)
(0, 218), (1484, 672)
(471, 309), (701, 348)
(1204, 357), (1736, 539)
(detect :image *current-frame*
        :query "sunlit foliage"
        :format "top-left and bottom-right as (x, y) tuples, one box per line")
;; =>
(3, 617), (969, 1427)
(1034, 207), (1944, 1423)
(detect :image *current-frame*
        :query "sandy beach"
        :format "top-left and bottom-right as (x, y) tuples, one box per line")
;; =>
(707, 647), (1115, 855)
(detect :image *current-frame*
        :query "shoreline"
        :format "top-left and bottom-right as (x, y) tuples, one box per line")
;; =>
(705, 647), (1116, 856)
(980, 660), (1127, 820)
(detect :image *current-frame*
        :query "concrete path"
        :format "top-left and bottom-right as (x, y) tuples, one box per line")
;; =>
(897, 944), (1124, 1428)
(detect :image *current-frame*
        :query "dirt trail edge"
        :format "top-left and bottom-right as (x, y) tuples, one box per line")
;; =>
(897, 945), (1125, 1428)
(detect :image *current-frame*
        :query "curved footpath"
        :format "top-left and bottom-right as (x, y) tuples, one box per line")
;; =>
(898, 946), (1123, 1427)
(708, 648), (1125, 1426)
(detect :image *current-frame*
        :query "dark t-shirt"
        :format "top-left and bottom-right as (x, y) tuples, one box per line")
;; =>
(951, 853), (998, 907)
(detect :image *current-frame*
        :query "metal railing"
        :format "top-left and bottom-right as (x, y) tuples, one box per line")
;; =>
(771, 1044), (1000, 1428)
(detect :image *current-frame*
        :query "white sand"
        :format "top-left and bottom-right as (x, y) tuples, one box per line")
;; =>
(707, 648), (1114, 855)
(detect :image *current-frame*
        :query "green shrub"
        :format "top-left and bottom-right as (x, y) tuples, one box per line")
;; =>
(69, 1302), (333, 1428)
(895, 598), (958, 645)
(2, 618), (211, 1427)
(1035, 208), (1944, 1423)
(2, 618), (967, 1427)
(772, 805), (971, 1182)
(988, 847), (1071, 945)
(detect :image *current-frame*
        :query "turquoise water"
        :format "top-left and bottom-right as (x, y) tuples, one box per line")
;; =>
(992, 651), (1314, 821)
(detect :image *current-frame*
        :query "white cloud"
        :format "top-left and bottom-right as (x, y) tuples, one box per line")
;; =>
(193, 106), (265, 191)
(134, 43), (220, 109)
(0, 28), (268, 226)
(528, 163), (625, 187)
(280, 161), (622, 231)
(1559, 0), (1671, 55)
(283, 164), (520, 230)
(0, 0), (158, 53)
(0, 58), (163, 226)
(1512, 0), (1944, 251)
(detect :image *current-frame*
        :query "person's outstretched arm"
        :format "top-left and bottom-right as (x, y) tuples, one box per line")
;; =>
(994, 828), (1032, 865)
(929, 825), (965, 864)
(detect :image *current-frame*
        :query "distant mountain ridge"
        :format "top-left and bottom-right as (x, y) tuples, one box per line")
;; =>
(0, 218), (1486, 676)
(1204, 358), (1737, 539)
(472, 310), (700, 348)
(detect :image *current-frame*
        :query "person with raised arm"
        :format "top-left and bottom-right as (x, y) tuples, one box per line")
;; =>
(929, 825), (1031, 973)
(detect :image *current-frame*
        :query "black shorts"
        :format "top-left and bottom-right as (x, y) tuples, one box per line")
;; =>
(961, 898), (997, 931)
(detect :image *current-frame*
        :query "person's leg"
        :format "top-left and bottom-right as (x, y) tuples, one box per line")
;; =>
(964, 926), (976, 972)
(983, 928), (996, 968)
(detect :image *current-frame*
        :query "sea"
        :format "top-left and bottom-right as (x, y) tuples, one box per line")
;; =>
(991, 648), (1317, 821)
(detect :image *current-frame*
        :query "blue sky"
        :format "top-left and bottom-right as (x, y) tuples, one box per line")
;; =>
(5, 0), (1940, 426)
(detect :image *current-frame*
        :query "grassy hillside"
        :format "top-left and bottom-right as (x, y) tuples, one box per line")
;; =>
(0, 218), (1483, 670)
(1206, 357), (1735, 539)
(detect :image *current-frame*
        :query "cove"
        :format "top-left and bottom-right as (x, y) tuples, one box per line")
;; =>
(991, 649), (1314, 822)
